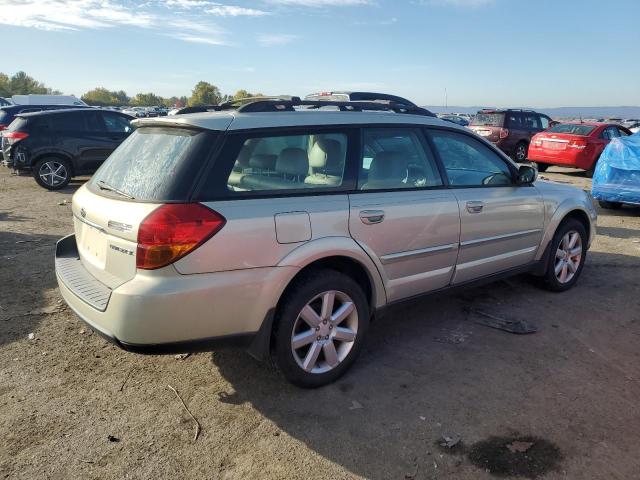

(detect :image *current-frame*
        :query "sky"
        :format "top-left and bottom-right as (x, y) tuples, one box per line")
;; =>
(0, 0), (639, 107)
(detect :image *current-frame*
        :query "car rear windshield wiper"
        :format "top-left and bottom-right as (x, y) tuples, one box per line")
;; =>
(97, 180), (135, 199)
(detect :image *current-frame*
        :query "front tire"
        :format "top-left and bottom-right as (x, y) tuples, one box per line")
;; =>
(541, 219), (587, 292)
(274, 269), (369, 388)
(33, 158), (71, 190)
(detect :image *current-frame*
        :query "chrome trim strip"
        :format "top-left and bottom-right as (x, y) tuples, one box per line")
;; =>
(73, 213), (108, 234)
(460, 229), (542, 248)
(107, 220), (133, 233)
(380, 243), (458, 265)
(542, 138), (570, 143)
(455, 246), (538, 271)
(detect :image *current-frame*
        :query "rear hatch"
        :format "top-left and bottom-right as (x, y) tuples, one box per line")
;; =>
(469, 112), (505, 142)
(72, 124), (222, 288)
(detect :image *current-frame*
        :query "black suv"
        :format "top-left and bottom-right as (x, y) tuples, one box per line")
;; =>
(0, 104), (90, 132)
(468, 109), (554, 162)
(1, 108), (133, 190)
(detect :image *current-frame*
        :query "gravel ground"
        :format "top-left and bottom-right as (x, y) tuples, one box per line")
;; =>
(1, 167), (639, 480)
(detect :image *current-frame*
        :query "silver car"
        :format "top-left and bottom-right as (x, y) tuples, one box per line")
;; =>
(55, 98), (596, 387)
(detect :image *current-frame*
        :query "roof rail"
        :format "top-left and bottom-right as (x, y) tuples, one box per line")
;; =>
(227, 97), (436, 117)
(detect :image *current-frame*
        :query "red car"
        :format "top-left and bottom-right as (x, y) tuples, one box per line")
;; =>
(528, 122), (632, 176)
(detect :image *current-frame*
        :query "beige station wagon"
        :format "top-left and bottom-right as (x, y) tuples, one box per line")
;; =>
(55, 97), (596, 387)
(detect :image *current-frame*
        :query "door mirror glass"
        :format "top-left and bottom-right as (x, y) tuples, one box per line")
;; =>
(517, 165), (537, 184)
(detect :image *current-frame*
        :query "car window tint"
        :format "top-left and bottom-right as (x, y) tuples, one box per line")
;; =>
(523, 114), (541, 130)
(429, 130), (513, 186)
(85, 111), (104, 131)
(616, 127), (629, 137)
(102, 113), (131, 133)
(225, 132), (347, 192)
(358, 128), (442, 190)
(540, 116), (550, 129)
(602, 127), (620, 140)
(507, 113), (523, 129)
(53, 113), (85, 131)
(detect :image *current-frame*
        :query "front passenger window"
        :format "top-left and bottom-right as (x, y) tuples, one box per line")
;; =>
(429, 130), (513, 186)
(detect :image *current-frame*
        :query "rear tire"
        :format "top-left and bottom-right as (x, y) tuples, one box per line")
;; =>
(274, 269), (369, 388)
(33, 157), (71, 190)
(540, 219), (587, 292)
(535, 162), (549, 172)
(598, 200), (622, 210)
(514, 142), (529, 162)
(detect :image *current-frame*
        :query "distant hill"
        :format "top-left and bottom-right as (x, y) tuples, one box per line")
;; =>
(425, 105), (640, 119)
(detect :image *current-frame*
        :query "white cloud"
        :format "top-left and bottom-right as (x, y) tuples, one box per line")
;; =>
(0, 0), (155, 31)
(206, 5), (270, 16)
(266, 0), (371, 6)
(167, 33), (228, 45)
(257, 33), (297, 46)
(0, 0), (250, 46)
(422, 0), (495, 7)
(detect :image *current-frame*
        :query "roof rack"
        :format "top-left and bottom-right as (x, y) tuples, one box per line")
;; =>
(218, 96), (436, 117)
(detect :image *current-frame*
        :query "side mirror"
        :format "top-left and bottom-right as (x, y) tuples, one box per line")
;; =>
(517, 164), (537, 185)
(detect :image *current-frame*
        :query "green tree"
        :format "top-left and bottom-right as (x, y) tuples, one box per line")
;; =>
(131, 92), (164, 106)
(188, 81), (222, 106)
(233, 89), (251, 101)
(0, 73), (9, 97)
(8, 71), (48, 95)
(81, 87), (117, 106)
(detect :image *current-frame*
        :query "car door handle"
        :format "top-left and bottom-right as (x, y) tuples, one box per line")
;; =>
(466, 201), (484, 213)
(359, 210), (385, 225)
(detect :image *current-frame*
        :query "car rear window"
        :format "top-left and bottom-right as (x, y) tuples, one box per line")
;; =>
(90, 126), (217, 201)
(0, 108), (13, 126)
(470, 113), (505, 127)
(547, 124), (597, 136)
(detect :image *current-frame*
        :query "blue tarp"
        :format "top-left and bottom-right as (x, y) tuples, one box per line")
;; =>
(591, 132), (640, 205)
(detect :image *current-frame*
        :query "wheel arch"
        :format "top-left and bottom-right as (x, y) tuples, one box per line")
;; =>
(246, 238), (387, 363)
(535, 204), (594, 269)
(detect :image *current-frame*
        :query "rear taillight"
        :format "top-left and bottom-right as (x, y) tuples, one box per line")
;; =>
(499, 128), (509, 139)
(0, 124), (7, 131)
(532, 136), (542, 146)
(1, 131), (29, 144)
(568, 140), (587, 149)
(136, 203), (226, 270)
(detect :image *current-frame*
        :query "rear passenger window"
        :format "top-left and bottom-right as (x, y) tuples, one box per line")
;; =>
(358, 128), (442, 190)
(540, 116), (550, 130)
(53, 113), (84, 132)
(429, 130), (513, 186)
(225, 132), (347, 192)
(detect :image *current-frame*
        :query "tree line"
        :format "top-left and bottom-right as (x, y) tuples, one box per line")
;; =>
(1, 71), (264, 108)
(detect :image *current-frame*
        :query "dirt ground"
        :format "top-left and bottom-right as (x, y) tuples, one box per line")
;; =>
(1, 167), (640, 480)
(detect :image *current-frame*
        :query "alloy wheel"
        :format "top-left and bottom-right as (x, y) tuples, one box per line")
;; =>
(554, 230), (582, 284)
(39, 161), (68, 187)
(516, 144), (527, 161)
(291, 290), (358, 374)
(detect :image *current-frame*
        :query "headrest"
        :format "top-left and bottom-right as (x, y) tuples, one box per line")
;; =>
(309, 138), (343, 171)
(368, 151), (407, 181)
(276, 148), (309, 176)
(249, 154), (277, 170)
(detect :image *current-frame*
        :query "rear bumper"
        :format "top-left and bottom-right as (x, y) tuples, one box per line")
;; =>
(55, 234), (296, 357)
(528, 147), (593, 169)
